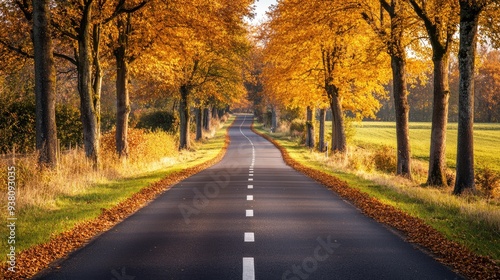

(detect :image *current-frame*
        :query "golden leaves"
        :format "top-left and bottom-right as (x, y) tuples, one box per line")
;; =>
(261, 0), (390, 117)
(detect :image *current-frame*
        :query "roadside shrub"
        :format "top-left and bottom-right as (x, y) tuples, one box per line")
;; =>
(446, 170), (456, 187)
(344, 117), (356, 143)
(276, 122), (290, 134)
(372, 145), (397, 173)
(101, 128), (178, 164)
(347, 147), (375, 171)
(0, 100), (36, 154)
(136, 110), (178, 133)
(0, 101), (84, 153)
(290, 119), (306, 134)
(220, 113), (229, 123)
(280, 107), (302, 122)
(475, 167), (500, 199)
(289, 119), (306, 143)
(56, 104), (83, 148)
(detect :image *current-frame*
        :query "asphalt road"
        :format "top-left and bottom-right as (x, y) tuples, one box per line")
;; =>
(36, 115), (463, 280)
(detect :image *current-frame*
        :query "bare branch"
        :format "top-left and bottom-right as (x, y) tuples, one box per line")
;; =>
(14, 0), (32, 21)
(0, 39), (33, 58)
(54, 52), (77, 65)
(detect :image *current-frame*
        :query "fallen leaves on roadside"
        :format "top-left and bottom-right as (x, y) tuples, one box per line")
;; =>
(253, 125), (499, 280)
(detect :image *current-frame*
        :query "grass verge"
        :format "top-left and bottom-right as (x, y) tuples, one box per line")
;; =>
(253, 122), (499, 280)
(0, 116), (234, 279)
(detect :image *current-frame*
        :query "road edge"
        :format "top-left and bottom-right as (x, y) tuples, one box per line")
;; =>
(250, 121), (499, 280)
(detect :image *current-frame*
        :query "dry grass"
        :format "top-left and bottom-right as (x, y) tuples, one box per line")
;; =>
(300, 144), (500, 234)
(0, 120), (228, 214)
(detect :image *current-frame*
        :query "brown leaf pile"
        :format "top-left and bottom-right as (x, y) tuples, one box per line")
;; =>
(252, 125), (499, 280)
(0, 129), (232, 279)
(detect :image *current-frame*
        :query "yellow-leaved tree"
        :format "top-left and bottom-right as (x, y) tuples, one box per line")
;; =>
(151, 0), (252, 150)
(407, 0), (459, 187)
(262, 0), (390, 153)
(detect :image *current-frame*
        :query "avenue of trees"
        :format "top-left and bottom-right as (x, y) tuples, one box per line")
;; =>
(1, 0), (500, 196)
(0, 0), (252, 167)
(252, 0), (500, 195)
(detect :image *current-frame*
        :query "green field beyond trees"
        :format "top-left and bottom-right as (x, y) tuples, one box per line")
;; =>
(351, 122), (500, 172)
(255, 121), (500, 262)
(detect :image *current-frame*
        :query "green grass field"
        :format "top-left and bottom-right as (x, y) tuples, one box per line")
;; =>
(348, 122), (500, 172)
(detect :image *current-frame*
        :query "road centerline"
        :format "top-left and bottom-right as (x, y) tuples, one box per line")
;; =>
(242, 257), (255, 280)
(244, 232), (255, 242)
(246, 209), (254, 217)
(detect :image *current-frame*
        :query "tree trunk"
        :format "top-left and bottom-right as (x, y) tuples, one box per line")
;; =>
(92, 22), (102, 155)
(203, 107), (211, 131)
(33, 0), (58, 167)
(195, 106), (203, 141)
(381, 0), (412, 178)
(212, 106), (219, 120)
(318, 108), (326, 152)
(407, 0), (455, 187)
(326, 84), (346, 153)
(428, 55), (450, 186)
(306, 106), (315, 148)
(454, 1), (483, 195)
(391, 55), (412, 178)
(179, 85), (191, 150)
(271, 105), (278, 132)
(115, 14), (131, 158)
(78, 2), (100, 167)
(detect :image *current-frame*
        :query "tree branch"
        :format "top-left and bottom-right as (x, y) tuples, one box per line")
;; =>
(102, 0), (148, 25)
(51, 20), (79, 40)
(0, 39), (33, 58)
(361, 11), (387, 38)
(379, 0), (394, 17)
(14, 0), (32, 21)
(54, 52), (78, 65)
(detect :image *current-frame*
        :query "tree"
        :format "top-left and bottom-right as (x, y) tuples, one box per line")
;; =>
(32, 0), (58, 167)
(244, 44), (265, 122)
(362, 0), (413, 178)
(263, 0), (389, 153)
(454, 0), (497, 195)
(305, 106), (315, 149)
(112, 1), (149, 159)
(48, 0), (146, 167)
(162, 0), (251, 150)
(407, 0), (459, 186)
(114, 13), (132, 158)
(475, 49), (500, 122)
(0, 0), (58, 167)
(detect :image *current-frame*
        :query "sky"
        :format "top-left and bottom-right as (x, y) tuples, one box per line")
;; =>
(249, 0), (277, 25)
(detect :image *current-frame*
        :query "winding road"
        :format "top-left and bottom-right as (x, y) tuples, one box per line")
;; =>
(36, 115), (462, 280)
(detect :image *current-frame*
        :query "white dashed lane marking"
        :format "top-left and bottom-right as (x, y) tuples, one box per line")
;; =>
(246, 209), (254, 217)
(244, 232), (255, 242)
(243, 257), (255, 280)
(239, 116), (256, 280)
